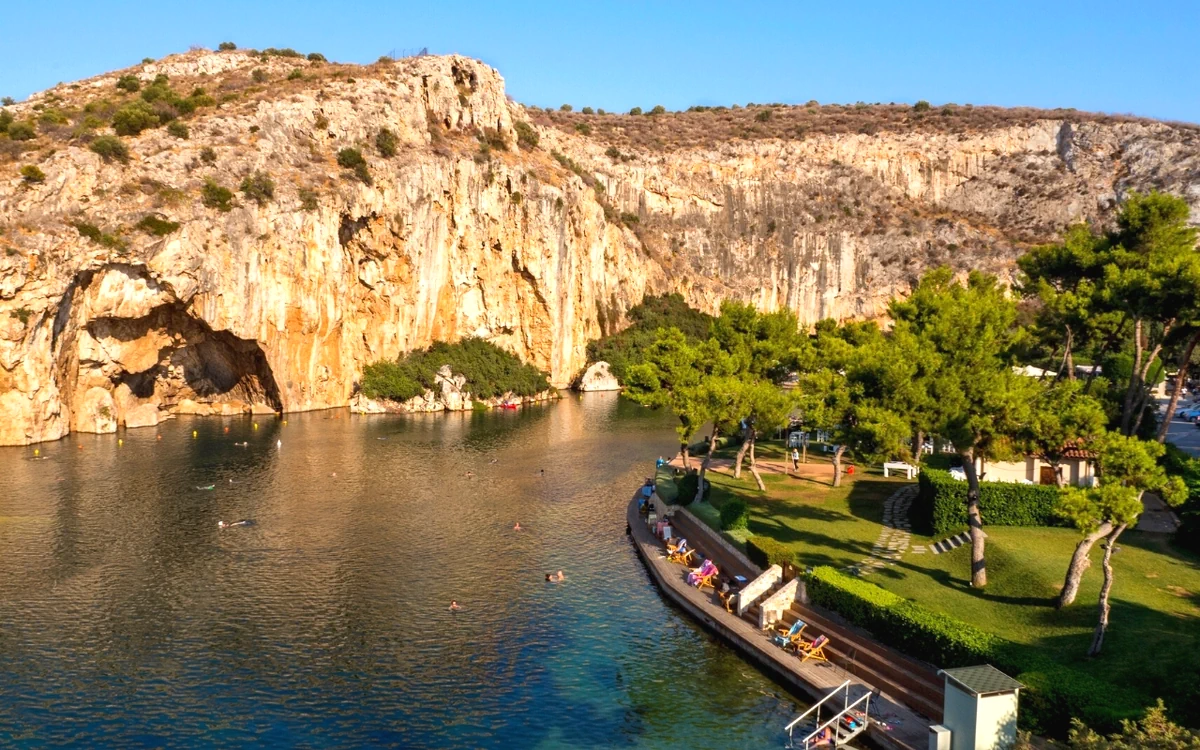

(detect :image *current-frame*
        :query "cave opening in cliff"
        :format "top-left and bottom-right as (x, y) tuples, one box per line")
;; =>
(84, 303), (283, 414)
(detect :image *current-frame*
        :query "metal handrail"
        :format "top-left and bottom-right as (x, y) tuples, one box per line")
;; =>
(783, 679), (851, 733)
(797, 691), (871, 748)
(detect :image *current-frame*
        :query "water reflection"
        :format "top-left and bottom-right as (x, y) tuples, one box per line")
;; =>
(0, 395), (798, 747)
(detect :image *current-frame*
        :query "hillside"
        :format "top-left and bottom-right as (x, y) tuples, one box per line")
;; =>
(0, 47), (1198, 444)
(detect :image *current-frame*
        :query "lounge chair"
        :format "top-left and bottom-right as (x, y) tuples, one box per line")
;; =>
(798, 634), (830, 664)
(666, 539), (695, 565)
(687, 559), (718, 590)
(771, 618), (807, 650)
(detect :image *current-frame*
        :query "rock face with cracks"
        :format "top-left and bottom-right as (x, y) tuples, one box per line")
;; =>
(0, 50), (1197, 445)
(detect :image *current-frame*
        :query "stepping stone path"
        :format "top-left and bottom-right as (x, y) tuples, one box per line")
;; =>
(854, 485), (917, 575)
(929, 529), (984, 554)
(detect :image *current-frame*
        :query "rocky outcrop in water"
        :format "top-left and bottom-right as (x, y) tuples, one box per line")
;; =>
(349, 365), (556, 413)
(0, 49), (1197, 444)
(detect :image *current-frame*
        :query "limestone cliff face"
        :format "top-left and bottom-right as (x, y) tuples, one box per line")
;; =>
(0, 50), (1197, 444)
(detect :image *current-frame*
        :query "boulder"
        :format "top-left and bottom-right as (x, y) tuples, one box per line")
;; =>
(75, 387), (117, 434)
(578, 361), (620, 392)
(124, 403), (161, 429)
(349, 393), (387, 414)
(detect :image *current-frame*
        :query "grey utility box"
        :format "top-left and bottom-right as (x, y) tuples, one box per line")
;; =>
(928, 724), (951, 750)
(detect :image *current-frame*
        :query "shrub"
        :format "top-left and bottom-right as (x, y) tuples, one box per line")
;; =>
(746, 535), (798, 571)
(605, 145), (622, 160)
(559, 104), (572, 112)
(71, 221), (126, 250)
(674, 471), (708, 505)
(239, 171), (275, 205)
(510, 192), (522, 205)
(135, 214), (180, 236)
(298, 187), (319, 211)
(514, 121), (538, 149)
(913, 100), (932, 112)
(336, 147), (366, 169)
(629, 106), (642, 116)
(19, 165), (45, 183)
(166, 121), (189, 139)
(375, 128), (398, 157)
(287, 68), (303, 81)
(755, 109), (773, 122)
(141, 57), (154, 64)
(0, 109), (12, 133)
(1, 97), (14, 106)
(38, 108), (68, 125)
(116, 75), (141, 93)
(89, 135), (130, 163)
(913, 469), (1066, 536)
(314, 113), (329, 130)
(480, 128), (507, 151)
(377, 55), (393, 64)
(619, 212), (640, 225)
(307, 52), (326, 62)
(352, 163), (372, 185)
(648, 104), (666, 115)
(719, 499), (750, 530)
(264, 47), (302, 58)
(251, 69), (267, 84)
(112, 101), (159, 135)
(10, 307), (32, 325)
(199, 147), (216, 164)
(8, 121), (36, 141)
(218, 41), (237, 51)
(574, 122), (592, 135)
(581, 106), (594, 114)
(361, 338), (551, 402)
(200, 179), (234, 211)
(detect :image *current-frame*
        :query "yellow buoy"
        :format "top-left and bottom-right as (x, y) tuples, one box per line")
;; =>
(253, 423), (259, 430)
(118, 439), (123, 447)
(33, 448), (39, 456)
(283, 420), (288, 425)
(193, 430), (198, 438)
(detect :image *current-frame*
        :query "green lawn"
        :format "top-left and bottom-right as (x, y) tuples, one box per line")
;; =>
(690, 448), (1200, 723)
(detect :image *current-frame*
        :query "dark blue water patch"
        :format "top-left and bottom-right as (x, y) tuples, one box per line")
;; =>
(0, 395), (801, 748)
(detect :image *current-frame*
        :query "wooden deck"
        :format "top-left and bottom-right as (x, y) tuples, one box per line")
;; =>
(628, 495), (934, 750)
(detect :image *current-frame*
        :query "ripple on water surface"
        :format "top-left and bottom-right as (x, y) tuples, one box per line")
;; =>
(0, 395), (800, 748)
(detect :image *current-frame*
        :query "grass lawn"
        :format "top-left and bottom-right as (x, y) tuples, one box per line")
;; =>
(688, 441), (1200, 722)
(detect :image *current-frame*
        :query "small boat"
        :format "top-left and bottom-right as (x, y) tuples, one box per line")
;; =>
(500, 402), (519, 410)
(196, 484), (215, 491)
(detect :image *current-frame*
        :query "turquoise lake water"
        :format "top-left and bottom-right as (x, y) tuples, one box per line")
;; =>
(0, 394), (800, 748)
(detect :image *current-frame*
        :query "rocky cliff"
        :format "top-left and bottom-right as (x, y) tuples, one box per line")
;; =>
(0, 49), (1197, 444)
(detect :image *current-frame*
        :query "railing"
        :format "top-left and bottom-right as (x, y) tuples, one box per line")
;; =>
(784, 680), (872, 748)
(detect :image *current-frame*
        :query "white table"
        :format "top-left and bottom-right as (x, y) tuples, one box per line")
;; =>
(883, 461), (917, 479)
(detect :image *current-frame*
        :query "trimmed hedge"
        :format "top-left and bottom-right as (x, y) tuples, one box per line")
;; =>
(674, 471), (707, 505)
(914, 468), (1065, 537)
(719, 499), (749, 530)
(746, 535), (797, 571)
(806, 566), (1138, 735)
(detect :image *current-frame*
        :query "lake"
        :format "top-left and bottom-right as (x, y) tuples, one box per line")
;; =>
(0, 394), (799, 748)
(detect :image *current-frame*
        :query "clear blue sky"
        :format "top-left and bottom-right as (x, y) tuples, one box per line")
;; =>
(3, 0), (1198, 123)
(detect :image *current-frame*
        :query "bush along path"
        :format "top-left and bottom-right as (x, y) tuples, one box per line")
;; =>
(853, 484), (917, 575)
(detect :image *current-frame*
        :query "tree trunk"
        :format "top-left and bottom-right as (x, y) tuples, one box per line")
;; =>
(748, 434), (766, 492)
(1064, 325), (1076, 381)
(1156, 331), (1200, 443)
(733, 431), (750, 479)
(961, 448), (987, 588)
(1051, 460), (1066, 489)
(696, 430), (720, 503)
(801, 438), (808, 464)
(1120, 319), (1145, 436)
(1057, 521), (1114, 608)
(831, 445), (846, 488)
(680, 443), (690, 470)
(1088, 524), (1127, 657)
(1122, 318), (1174, 436)
(913, 430), (925, 467)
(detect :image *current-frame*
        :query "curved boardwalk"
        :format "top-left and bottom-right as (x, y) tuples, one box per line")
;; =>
(627, 493), (935, 750)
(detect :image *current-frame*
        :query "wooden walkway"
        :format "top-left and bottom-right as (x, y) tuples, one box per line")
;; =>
(628, 494), (937, 750)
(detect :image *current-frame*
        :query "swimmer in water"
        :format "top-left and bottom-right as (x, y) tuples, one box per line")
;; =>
(513, 522), (522, 531)
(217, 520), (254, 529)
(556, 570), (565, 582)
(449, 600), (461, 611)
(465, 471), (474, 478)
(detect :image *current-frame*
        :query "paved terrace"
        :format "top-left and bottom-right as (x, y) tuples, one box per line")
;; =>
(628, 493), (939, 750)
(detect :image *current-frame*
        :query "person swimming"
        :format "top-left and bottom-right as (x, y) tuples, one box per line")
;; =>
(555, 570), (565, 582)
(513, 522), (522, 531)
(449, 600), (461, 611)
(217, 520), (255, 529)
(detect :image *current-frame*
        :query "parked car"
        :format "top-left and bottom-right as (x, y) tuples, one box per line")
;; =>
(1178, 405), (1200, 420)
